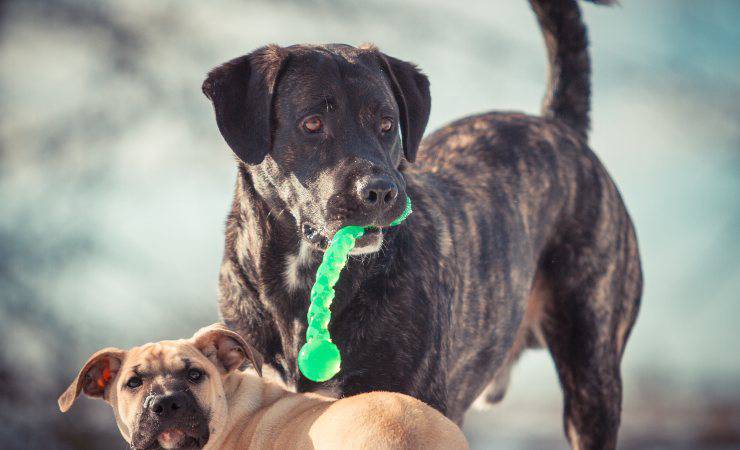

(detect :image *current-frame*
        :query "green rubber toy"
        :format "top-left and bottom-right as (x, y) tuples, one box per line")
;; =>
(297, 196), (413, 382)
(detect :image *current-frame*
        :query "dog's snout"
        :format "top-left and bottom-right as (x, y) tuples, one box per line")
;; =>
(357, 176), (398, 211)
(149, 392), (188, 419)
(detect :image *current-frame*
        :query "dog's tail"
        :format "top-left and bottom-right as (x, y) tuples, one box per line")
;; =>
(529, 0), (613, 139)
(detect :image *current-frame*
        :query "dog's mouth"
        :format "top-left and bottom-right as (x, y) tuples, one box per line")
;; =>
(302, 223), (384, 253)
(135, 423), (209, 450)
(156, 428), (202, 449)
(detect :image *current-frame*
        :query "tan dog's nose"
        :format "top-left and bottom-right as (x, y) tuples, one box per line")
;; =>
(149, 392), (189, 419)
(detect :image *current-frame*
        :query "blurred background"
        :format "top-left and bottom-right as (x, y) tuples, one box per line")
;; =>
(1, 0), (739, 448)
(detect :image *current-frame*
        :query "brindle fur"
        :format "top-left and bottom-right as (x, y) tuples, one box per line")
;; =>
(205, 1), (641, 449)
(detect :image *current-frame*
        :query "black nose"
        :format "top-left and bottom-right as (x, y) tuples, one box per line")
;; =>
(357, 176), (398, 211)
(149, 392), (188, 419)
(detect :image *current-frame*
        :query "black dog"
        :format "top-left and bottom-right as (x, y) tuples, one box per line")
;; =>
(202, 0), (641, 448)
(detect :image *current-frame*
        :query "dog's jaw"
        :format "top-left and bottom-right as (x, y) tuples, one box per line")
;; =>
(348, 230), (383, 255)
(131, 423), (209, 450)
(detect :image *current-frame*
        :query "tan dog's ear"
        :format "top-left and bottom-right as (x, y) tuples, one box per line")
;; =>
(58, 347), (125, 413)
(193, 323), (263, 376)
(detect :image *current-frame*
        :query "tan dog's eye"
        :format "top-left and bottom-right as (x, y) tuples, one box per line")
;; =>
(380, 117), (393, 133)
(126, 376), (142, 389)
(188, 368), (204, 383)
(302, 116), (323, 133)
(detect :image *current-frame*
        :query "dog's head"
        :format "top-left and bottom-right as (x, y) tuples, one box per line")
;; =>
(58, 324), (263, 449)
(203, 44), (431, 253)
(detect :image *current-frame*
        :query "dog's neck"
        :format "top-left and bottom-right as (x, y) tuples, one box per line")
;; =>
(231, 164), (302, 258)
(233, 165), (311, 288)
(224, 370), (289, 412)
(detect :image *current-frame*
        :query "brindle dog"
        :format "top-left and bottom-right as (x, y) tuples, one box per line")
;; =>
(202, 0), (642, 448)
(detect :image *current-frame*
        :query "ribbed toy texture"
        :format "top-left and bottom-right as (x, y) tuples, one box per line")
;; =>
(298, 196), (412, 382)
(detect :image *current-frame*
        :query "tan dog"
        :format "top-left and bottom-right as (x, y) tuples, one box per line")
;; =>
(59, 324), (468, 449)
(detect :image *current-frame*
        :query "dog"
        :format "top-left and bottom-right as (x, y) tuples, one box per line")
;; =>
(202, 0), (642, 448)
(58, 323), (468, 449)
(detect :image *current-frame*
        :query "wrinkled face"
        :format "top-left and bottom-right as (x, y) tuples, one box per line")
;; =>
(59, 325), (261, 450)
(203, 43), (430, 254)
(259, 46), (406, 253)
(113, 342), (218, 449)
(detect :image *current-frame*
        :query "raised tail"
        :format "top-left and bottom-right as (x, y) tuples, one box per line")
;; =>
(529, 0), (613, 140)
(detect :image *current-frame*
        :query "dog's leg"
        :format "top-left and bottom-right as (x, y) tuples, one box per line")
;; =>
(541, 223), (642, 450)
(476, 275), (549, 408)
(543, 289), (621, 450)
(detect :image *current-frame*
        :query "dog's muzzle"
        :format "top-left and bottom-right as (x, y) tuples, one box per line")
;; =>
(132, 392), (210, 449)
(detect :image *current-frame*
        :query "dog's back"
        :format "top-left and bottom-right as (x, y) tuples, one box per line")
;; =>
(218, 376), (469, 450)
(310, 392), (469, 450)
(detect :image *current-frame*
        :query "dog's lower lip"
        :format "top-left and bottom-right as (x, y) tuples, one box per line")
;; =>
(158, 428), (186, 447)
(303, 222), (384, 248)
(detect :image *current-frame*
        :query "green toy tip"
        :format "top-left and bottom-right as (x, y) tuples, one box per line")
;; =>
(298, 339), (341, 382)
(390, 196), (413, 226)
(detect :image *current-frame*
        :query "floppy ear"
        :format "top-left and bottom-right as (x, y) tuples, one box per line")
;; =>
(376, 52), (431, 163)
(202, 45), (290, 165)
(58, 348), (125, 413)
(193, 323), (263, 376)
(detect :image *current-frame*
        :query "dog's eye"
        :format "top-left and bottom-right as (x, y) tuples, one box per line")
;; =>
(187, 368), (204, 382)
(126, 376), (142, 389)
(302, 116), (323, 133)
(380, 117), (394, 133)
